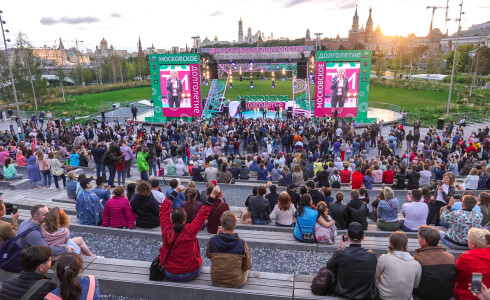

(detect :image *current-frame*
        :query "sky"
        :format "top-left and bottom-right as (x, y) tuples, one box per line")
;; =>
(1, 0), (489, 52)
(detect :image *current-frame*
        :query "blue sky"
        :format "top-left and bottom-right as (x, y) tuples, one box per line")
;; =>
(1, 0), (488, 52)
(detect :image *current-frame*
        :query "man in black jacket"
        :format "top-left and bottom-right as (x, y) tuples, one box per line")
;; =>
(330, 67), (349, 108)
(306, 181), (324, 206)
(327, 222), (378, 300)
(90, 142), (107, 182)
(0, 246), (57, 300)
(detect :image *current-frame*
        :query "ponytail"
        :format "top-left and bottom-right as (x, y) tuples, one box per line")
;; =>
(171, 208), (187, 233)
(187, 188), (197, 220)
(56, 253), (83, 300)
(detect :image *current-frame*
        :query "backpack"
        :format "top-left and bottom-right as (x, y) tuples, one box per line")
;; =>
(478, 175), (486, 190)
(331, 175), (341, 189)
(311, 266), (336, 296)
(0, 227), (36, 272)
(114, 155), (125, 172)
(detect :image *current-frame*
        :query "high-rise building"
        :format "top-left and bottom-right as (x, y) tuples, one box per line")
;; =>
(238, 17), (244, 43)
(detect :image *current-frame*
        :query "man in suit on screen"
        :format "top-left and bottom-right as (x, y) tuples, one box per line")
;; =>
(330, 67), (349, 108)
(166, 70), (183, 108)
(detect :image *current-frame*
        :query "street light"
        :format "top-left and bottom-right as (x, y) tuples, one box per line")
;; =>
(446, 0), (464, 116)
(0, 10), (22, 133)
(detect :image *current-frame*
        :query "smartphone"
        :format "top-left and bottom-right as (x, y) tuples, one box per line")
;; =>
(0, 192), (3, 197)
(4, 204), (13, 215)
(342, 235), (348, 242)
(471, 273), (483, 293)
(11, 205), (18, 214)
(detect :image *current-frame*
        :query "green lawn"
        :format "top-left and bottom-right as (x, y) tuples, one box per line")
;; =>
(369, 85), (456, 111)
(71, 86), (152, 106)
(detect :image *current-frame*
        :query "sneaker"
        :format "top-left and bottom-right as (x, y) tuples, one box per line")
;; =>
(49, 187), (54, 190)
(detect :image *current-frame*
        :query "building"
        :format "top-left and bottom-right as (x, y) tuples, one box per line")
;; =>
(137, 37), (144, 57)
(440, 21), (490, 51)
(238, 18), (244, 43)
(95, 37), (115, 58)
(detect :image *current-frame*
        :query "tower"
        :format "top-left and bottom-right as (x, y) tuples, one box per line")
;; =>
(366, 7), (373, 32)
(247, 27), (252, 43)
(238, 17), (244, 43)
(352, 5), (359, 32)
(305, 28), (311, 41)
(137, 37), (143, 57)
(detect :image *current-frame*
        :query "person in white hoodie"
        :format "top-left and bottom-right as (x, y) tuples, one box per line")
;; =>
(376, 231), (422, 300)
(175, 159), (187, 176)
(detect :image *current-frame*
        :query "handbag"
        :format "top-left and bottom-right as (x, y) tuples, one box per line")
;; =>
(149, 231), (181, 281)
(296, 212), (316, 243)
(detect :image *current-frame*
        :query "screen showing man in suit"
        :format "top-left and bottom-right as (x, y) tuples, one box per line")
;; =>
(323, 62), (360, 109)
(160, 66), (192, 109)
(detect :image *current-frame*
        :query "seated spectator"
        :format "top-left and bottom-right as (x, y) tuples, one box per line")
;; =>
(377, 187), (401, 231)
(16, 150), (27, 167)
(433, 163), (447, 181)
(158, 185), (218, 282)
(46, 253), (101, 300)
(453, 227), (490, 300)
(392, 166), (406, 190)
(181, 188), (202, 224)
(131, 181), (160, 228)
(3, 158), (23, 180)
(413, 225), (456, 300)
(204, 161), (219, 182)
(165, 179), (185, 208)
(265, 184), (280, 211)
(322, 187), (334, 207)
(406, 165), (420, 190)
(382, 165), (394, 184)
(76, 178), (103, 226)
(78, 150), (89, 168)
(126, 183), (136, 201)
(293, 194), (332, 242)
(314, 201), (336, 244)
(440, 195), (483, 250)
(427, 173), (456, 226)
(330, 192), (347, 230)
(229, 163), (240, 180)
(400, 189), (428, 232)
(0, 246), (57, 299)
(245, 186), (258, 210)
(217, 165), (233, 184)
(191, 162), (205, 182)
(249, 185), (272, 225)
(347, 190), (369, 230)
(372, 165), (383, 184)
(206, 211), (252, 288)
(306, 180), (324, 206)
(351, 168), (364, 189)
(66, 171), (78, 200)
(464, 168), (480, 190)
(150, 179), (165, 204)
(90, 177), (111, 206)
(239, 161), (250, 180)
(292, 165), (305, 186)
(339, 164), (351, 184)
(479, 192), (490, 229)
(184, 181), (201, 203)
(363, 169), (374, 190)
(206, 186), (230, 234)
(358, 187), (370, 204)
(257, 163), (269, 181)
(41, 207), (95, 259)
(419, 164), (432, 187)
(327, 222), (378, 299)
(0, 197), (19, 245)
(279, 166), (293, 186)
(376, 231), (422, 300)
(102, 186), (136, 229)
(287, 183), (300, 208)
(175, 159), (188, 176)
(315, 164), (330, 188)
(270, 191), (296, 227)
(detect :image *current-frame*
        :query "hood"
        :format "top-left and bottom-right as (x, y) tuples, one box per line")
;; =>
(353, 171), (363, 176)
(176, 159), (184, 165)
(392, 251), (414, 261)
(214, 233), (240, 251)
(336, 157), (341, 162)
(41, 227), (69, 244)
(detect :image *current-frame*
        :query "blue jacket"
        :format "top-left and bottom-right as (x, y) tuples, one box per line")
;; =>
(377, 199), (399, 222)
(91, 187), (111, 206)
(70, 153), (80, 167)
(66, 179), (78, 199)
(257, 168), (268, 181)
(16, 220), (66, 256)
(49, 276), (101, 300)
(166, 187), (185, 208)
(76, 190), (104, 225)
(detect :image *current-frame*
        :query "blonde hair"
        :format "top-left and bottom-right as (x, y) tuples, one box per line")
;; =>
(468, 227), (490, 249)
(67, 171), (77, 180)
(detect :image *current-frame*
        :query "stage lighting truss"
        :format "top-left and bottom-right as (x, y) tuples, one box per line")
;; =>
(347, 92), (358, 97)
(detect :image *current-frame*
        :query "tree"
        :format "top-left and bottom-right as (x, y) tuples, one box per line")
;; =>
(352, 43), (365, 50)
(338, 45), (346, 50)
(426, 53), (444, 75)
(390, 57), (401, 79)
(444, 43), (477, 73)
(56, 67), (66, 102)
(126, 61), (135, 81)
(0, 51), (12, 105)
(375, 57), (387, 78)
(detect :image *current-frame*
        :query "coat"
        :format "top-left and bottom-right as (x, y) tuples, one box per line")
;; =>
(102, 196), (136, 229)
(130, 193), (160, 228)
(454, 247), (490, 300)
(0, 272), (57, 300)
(351, 171), (364, 189)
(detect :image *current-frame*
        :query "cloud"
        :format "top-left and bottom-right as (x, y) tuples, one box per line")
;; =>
(209, 10), (223, 16)
(337, 0), (357, 10)
(284, 0), (314, 8)
(40, 16), (100, 26)
(110, 13), (121, 18)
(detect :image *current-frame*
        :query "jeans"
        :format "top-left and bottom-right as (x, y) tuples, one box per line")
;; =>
(125, 159), (132, 177)
(141, 170), (149, 181)
(400, 220), (418, 232)
(275, 222), (295, 227)
(440, 232), (469, 250)
(333, 150), (340, 160)
(116, 171), (126, 186)
(53, 174), (66, 189)
(252, 219), (272, 225)
(365, 143), (370, 154)
(41, 172), (51, 187)
(96, 163), (106, 181)
(108, 168), (116, 187)
(164, 266), (201, 282)
(6, 174), (23, 180)
(407, 140), (412, 150)
(345, 152), (351, 161)
(150, 161), (157, 177)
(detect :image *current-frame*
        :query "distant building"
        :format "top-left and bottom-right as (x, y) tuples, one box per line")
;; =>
(95, 37), (115, 58)
(137, 37), (144, 57)
(238, 18), (244, 43)
(440, 21), (490, 51)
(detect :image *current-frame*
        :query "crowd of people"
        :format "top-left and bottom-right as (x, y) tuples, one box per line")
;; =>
(0, 113), (488, 299)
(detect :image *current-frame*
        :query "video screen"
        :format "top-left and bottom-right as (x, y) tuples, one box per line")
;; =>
(324, 62), (360, 109)
(160, 65), (192, 108)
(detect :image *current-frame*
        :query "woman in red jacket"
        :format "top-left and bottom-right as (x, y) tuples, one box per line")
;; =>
(454, 227), (490, 299)
(102, 186), (136, 229)
(351, 167), (364, 189)
(159, 184), (220, 282)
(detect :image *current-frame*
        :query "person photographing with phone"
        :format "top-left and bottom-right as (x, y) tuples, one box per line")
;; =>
(0, 196), (19, 246)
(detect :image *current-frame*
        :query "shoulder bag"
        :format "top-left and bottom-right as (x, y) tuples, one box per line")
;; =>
(149, 231), (181, 281)
(296, 211), (317, 243)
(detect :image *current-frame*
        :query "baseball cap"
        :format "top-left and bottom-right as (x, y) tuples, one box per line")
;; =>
(347, 222), (364, 241)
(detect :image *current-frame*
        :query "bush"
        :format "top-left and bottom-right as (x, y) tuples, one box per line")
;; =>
(441, 75), (472, 84)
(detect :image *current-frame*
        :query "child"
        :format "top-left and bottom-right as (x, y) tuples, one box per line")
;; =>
(314, 201), (337, 245)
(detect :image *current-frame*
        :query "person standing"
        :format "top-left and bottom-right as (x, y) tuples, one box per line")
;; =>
(166, 70), (183, 108)
(137, 147), (150, 181)
(330, 68), (349, 108)
(120, 140), (133, 178)
(131, 104), (138, 121)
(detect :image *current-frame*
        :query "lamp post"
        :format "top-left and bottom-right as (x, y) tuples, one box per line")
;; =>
(446, 0), (464, 116)
(0, 10), (22, 131)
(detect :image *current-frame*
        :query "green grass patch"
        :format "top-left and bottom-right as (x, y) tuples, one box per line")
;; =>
(70, 86), (152, 107)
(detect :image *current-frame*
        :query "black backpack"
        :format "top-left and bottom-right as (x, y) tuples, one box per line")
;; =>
(0, 227), (36, 272)
(311, 266), (336, 296)
(331, 175), (341, 189)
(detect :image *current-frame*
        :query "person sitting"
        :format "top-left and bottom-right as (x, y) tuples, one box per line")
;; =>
(76, 178), (103, 226)
(0, 197), (19, 245)
(239, 161), (250, 180)
(358, 187), (370, 204)
(206, 211), (252, 288)
(292, 165), (305, 186)
(257, 163), (269, 181)
(351, 167), (364, 189)
(90, 177), (111, 206)
(392, 166), (407, 190)
(265, 184), (280, 211)
(339, 164), (351, 184)
(464, 168), (480, 190)
(191, 162), (205, 182)
(0, 246), (57, 299)
(45, 253), (102, 300)
(346, 190), (369, 230)
(330, 192), (348, 230)
(440, 195), (483, 250)
(16, 150), (27, 167)
(400, 189), (428, 232)
(66, 171), (78, 200)
(363, 169), (374, 190)
(204, 161), (219, 182)
(165, 179), (185, 208)
(249, 185), (272, 225)
(376, 231), (422, 299)
(306, 180), (324, 206)
(150, 179), (165, 204)
(3, 158), (23, 180)
(382, 165), (394, 184)
(102, 186), (136, 229)
(372, 165), (383, 184)
(158, 185), (219, 282)
(377, 187), (401, 231)
(181, 188), (202, 224)
(326, 222), (378, 300)
(175, 159), (187, 176)
(314, 201), (336, 244)
(413, 225), (457, 300)
(217, 165), (233, 184)
(206, 185), (230, 234)
(269, 191), (296, 227)
(131, 181), (160, 228)
(453, 227), (490, 300)
(126, 183), (136, 201)
(419, 164), (432, 187)
(479, 192), (490, 229)
(279, 166), (293, 186)
(322, 187), (335, 208)
(293, 194), (332, 242)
